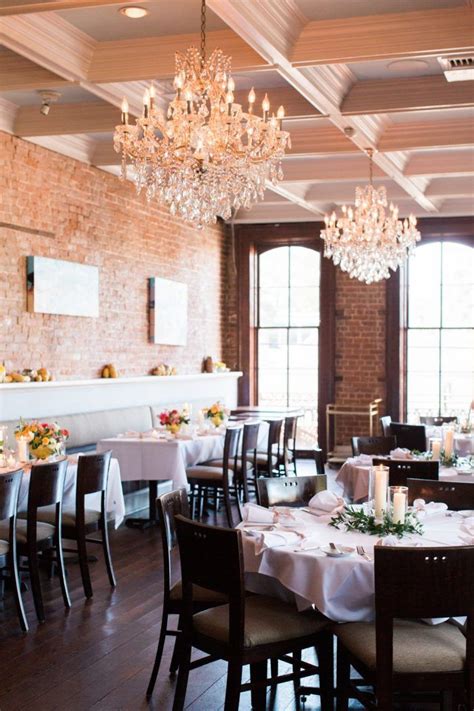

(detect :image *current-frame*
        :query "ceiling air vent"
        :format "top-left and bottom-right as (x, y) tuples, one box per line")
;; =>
(438, 56), (474, 82)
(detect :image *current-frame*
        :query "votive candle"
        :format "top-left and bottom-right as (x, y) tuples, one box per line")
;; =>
(17, 436), (29, 463)
(392, 491), (406, 524)
(444, 428), (454, 458)
(431, 438), (441, 461)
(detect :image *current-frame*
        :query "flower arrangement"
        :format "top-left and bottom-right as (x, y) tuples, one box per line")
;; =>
(203, 401), (229, 428)
(159, 408), (190, 434)
(15, 419), (69, 460)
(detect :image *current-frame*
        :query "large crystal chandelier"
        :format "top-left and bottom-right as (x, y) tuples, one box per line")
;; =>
(113, 0), (290, 227)
(320, 149), (421, 283)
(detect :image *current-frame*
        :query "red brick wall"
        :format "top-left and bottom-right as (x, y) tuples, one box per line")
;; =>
(0, 132), (229, 379)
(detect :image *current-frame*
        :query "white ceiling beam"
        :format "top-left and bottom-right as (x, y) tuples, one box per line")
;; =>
(207, 0), (439, 213)
(291, 7), (474, 66)
(0, 0), (125, 15)
(379, 119), (474, 152)
(0, 47), (71, 90)
(425, 176), (474, 198)
(342, 75), (474, 116)
(14, 100), (122, 136)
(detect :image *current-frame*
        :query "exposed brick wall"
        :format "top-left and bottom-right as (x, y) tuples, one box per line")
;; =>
(0, 132), (229, 379)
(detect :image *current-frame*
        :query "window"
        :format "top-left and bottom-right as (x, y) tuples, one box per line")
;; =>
(406, 240), (474, 421)
(257, 245), (320, 446)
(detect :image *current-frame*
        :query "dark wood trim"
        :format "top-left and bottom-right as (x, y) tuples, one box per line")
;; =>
(385, 217), (474, 421)
(234, 222), (335, 453)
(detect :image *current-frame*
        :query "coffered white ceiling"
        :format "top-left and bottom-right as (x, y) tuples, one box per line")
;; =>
(0, 0), (473, 223)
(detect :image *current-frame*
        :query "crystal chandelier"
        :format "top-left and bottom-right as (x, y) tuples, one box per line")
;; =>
(113, 0), (290, 227)
(320, 149), (421, 283)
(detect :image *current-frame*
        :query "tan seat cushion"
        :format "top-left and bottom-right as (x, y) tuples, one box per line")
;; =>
(186, 466), (227, 481)
(193, 594), (328, 648)
(0, 539), (9, 556)
(21, 506), (101, 529)
(335, 619), (466, 674)
(0, 519), (55, 545)
(169, 580), (228, 604)
(200, 457), (253, 472)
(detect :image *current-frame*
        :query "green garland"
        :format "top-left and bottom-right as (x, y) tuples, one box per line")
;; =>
(329, 507), (424, 539)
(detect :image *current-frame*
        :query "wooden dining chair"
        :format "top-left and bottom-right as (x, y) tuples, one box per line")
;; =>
(257, 474), (327, 509)
(172, 515), (334, 711)
(389, 422), (426, 452)
(256, 418), (284, 478)
(407, 478), (474, 510)
(186, 425), (242, 528)
(9, 458), (71, 623)
(280, 415), (299, 476)
(380, 416), (392, 437)
(146, 488), (228, 698)
(335, 545), (474, 710)
(419, 415), (458, 426)
(36, 450), (116, 598)
(313, 447), (325, 475)
(351, 436), (396, 457)
(0, 469), (28, 632)
(372, 458), (439, 486)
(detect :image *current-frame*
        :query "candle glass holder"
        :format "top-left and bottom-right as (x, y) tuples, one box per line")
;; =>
(368, 464), (389, 519)
(430, 437), (441, 461)
(389, 485), (408, 524)
(0, 425), (8, 454)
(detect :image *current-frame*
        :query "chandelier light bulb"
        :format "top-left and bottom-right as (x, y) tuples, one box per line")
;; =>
(262, 93), (270, 114)
(227, 77), (235, 92)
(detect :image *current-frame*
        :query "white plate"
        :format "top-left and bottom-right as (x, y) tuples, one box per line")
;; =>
(458, 510), (474, 518)
(321, 545), (355, 558)
(456, 469), (473, 475)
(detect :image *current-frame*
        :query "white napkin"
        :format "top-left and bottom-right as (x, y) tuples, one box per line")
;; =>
(242, 503), (276, 524)
(459, 517), (474, 545)
(379, 535), (403, 546)
(413, 498), (448, 518)
(249, 529), (303, 555)
(355, 454), (373, 465)
(308, 490), (345, 516)
(122, 430), (141, 438)
(390, 447), (413, 460)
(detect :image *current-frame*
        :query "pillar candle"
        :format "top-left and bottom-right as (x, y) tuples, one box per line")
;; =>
(17, 436), (29, 463)
(444, 429), (454, 458)
(6, 454), (16, 467)
(392, 491), (406, 524)
(431, 439), (441, 461)
(374, 465), (388, 519)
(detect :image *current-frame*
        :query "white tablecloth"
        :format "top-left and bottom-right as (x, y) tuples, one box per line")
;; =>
(336, 456), (474, 503)
(0, 456), (125, 529)
(425, 427), (474, 456)
(96, 433), (225, 486)
(240, 508), (470, 623)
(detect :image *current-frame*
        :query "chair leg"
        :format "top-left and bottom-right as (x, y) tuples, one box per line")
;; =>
(317, 632), (334, 711)
(55, 536), (72, 610)
(101, 516), (116, 588)
(146, 610), (170, 698)
(250, 660), (267, 710)
(172, 637), (192, 711)
(270, 658), (278, 684)
(169, 614), (184, 676)
(292, 650), (302, 704)
(336, 640), (350, 711)
(77, 528), (93, 598)
(9, 552), (28, 632)
(224, 660), (242, 711)
(28, 548), (45, 623)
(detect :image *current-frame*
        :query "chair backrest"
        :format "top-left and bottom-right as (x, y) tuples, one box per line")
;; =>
(313, 447), (325, 474)
(266, 418), (283, 453)
(27, 458), (68, 540)
(419, 416), (458, 426)
(373, 458), (439, 486)
(257, 474), (327, 508)
(223, 425), (242, 473)
(389, 422), (426, 452)
(175, 515), (245, 649)
(352, 436), (396, 457)
(283, 416), (298, 447)
(0, 469), (23, 521)
(374, 546), (474, 695)
(241, 421), (260, 457)
(407, 478), (474, 510)
(76, 450), (112, 497)
(380, 416), (392, 437)
(156, 488), (190, 598)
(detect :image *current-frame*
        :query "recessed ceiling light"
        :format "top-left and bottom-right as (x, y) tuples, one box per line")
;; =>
(387, 59), (429, 74)
(119, 6), (148, 19)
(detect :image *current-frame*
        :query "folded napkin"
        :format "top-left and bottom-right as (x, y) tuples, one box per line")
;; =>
(379, 535), (402, 547)
(459, 517), (474, 545)
(413, 498), (448, 518)
(308, 490), (345, 516)
(242, 503), (276, 524)
(249, 529), (303, 555)
(355, 454), (373, 465)
(122, 430), (141, 439)
(390, 447), (413, 460)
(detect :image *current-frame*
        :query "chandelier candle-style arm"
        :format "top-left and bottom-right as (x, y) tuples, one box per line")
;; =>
(320, 149), (421, 283)
(112, 0), (290, 227)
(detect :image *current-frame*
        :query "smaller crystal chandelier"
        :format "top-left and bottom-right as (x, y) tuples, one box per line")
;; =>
(113, 0), (290, 227)
(320, 149), (421, 283)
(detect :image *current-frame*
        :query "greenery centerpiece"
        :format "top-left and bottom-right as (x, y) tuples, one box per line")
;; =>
(158, 408), (190, 434)
(330, 506), (424, 539)
(15, 419), (69, 460)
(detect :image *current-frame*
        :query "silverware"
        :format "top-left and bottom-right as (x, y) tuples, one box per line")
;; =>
(293, 545), (320, 553)
(356, 545), (372, 561)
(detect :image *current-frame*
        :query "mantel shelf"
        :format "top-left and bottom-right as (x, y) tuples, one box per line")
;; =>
(0, 372), (242, 391)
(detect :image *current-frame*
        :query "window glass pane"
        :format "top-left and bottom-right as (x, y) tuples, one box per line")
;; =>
(290, 246), (320, 286)
(442, 242), (474, 286)
(408, 243), (441, 327)
(289, 328), (318, 369)
(258, 329), (287, 369)
(258, 368), (288, 407)
(407, 329), (440, 420)
(440, 329), (474, 415)
(290, 286), (319, 327)
(442, 285), (474, 328)
(289, 369), (318, 409)
(407, 329), (440, 373)
(259, 247), (288, 287)
(259, 287), (289, 326)
(406, 372), (441, 422)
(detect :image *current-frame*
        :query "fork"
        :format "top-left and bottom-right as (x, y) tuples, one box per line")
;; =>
(356, 545), (372, 562)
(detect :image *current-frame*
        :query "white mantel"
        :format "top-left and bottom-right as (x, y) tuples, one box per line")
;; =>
(0, 372), (242, 422)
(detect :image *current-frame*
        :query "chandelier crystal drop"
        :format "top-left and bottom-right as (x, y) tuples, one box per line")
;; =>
(113, 0), (290, 227)
(320, 149), (421, 284)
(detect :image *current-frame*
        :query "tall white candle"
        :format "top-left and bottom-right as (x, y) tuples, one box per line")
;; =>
(431, 439), (441, 461)
(444, 429), (454, 458)
(374, 465), (388, 519)
(17, 436), (29, 463)
(392, 491), (406, 524)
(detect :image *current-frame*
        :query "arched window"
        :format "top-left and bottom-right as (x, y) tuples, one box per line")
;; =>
(257, 245), (320, 445)
(406, 240), (474, 421)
